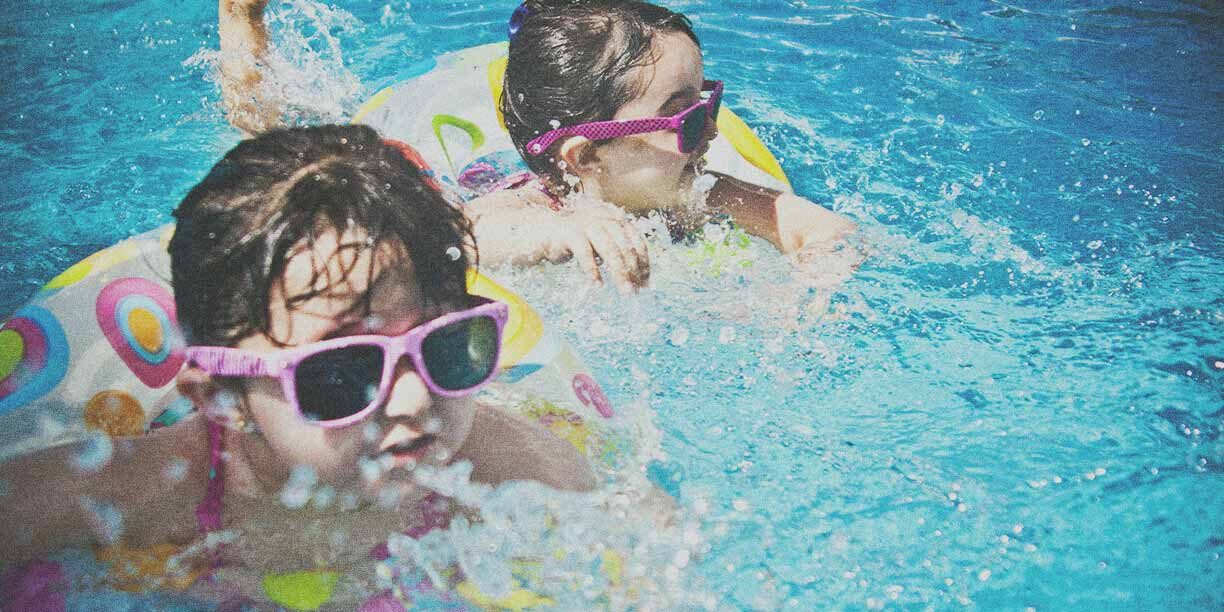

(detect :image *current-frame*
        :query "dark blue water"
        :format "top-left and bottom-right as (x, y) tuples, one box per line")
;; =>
(2, 1), (1222, 609)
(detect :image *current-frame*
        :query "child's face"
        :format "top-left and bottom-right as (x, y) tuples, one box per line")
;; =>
(583, 32), (715, 213)
(232, 227), (476, 498)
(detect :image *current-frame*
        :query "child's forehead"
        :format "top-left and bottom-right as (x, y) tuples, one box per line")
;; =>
(621, 33), (704, 107)
(281, 227), (419, 311)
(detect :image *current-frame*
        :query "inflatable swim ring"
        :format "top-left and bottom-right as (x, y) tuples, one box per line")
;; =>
(0, 222), (633, 607)
(353, 42), (791, 196)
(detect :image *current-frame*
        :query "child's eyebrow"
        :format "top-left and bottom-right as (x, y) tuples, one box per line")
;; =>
(658, 86), (700, 113)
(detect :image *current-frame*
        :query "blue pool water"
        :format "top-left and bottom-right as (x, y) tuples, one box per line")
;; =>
(2, 0), (1222, 609)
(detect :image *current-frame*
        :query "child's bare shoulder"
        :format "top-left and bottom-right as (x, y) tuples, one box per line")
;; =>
(459, 404), (597, 492)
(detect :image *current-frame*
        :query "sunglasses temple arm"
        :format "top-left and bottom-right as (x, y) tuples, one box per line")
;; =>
(185, 347), (276, 377)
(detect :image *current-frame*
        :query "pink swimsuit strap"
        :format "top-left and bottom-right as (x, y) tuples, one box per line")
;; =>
(196, 419), (226, 535)
(492, 171), (566, 211)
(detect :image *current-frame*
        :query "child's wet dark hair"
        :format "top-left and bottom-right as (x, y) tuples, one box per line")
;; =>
(170, 124), (473, 347)
(501, 0), (698, 190)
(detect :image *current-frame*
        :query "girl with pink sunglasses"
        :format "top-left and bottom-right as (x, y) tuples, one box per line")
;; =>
(215, 0), (859, 293)
(0, 125), (596, 607)
(466, 0), (861, 291)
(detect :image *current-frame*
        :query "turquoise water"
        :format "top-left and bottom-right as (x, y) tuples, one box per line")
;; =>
(3, 1), (1222, 609)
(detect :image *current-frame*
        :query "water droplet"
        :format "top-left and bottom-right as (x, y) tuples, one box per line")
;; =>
(80, 496), (124, 544)
(74, 433), (114, 473)
(363, 421), (382, 443)
(280, 464), (318, 509)
(717, 327), (736, 344)
(312, 485), (336, 509)
(423, 417), (442, 435)
(668, 326), (689, 347)
(163, 457), (190, 483)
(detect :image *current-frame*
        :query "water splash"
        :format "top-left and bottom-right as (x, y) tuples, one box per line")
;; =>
(185, 0), (365, 127)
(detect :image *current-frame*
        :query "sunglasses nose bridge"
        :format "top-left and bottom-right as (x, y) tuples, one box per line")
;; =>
(384, 334), (421, 375)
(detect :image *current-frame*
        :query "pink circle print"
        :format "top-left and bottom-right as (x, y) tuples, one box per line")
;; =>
(571, 373), (614, 418)
(96, 277), (185, 388)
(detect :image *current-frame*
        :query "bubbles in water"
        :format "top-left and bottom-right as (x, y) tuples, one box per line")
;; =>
(80, 495), (124, 544)
(312, 484), (336, 509)
(1032, 109), (1045, 120)
(668, 326), (690, 346)
(423, 417), (442, 435)
(717, 326), (736, 344)
(360, 456), (383, 484)
(39, 416), (67, 439)
(162, 456), (190, 483)
(363, 421), (382, 443)
(280, 464), (318, 509)
(692, 172), (717, 194)
(73, 432), (114, 473)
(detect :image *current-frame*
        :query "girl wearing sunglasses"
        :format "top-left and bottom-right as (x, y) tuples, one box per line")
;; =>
(0, 125), (595, 604)
(214, 0), (859, 293)
(465, 0), (861, 291)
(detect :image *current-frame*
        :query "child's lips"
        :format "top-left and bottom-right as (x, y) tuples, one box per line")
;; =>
(380, 434), (436, 466)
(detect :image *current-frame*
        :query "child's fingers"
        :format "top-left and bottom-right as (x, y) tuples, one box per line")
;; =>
(584, 225), (635, 292)
(601, 221), (649, 289)
(620, 222), (651, 287)
(567, 233), (604, 286)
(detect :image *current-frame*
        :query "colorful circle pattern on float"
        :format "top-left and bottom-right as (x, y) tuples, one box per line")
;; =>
(95, 278), (185, 389)
(0, 306), (69, 417)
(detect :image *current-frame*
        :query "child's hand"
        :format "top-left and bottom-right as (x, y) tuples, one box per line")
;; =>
(792, 238), (864, 290)
(470, 191), (650, 292)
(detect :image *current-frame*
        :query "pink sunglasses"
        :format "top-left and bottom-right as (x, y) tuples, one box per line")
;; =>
(525, 80), (724, 156)
(185, 298), (508, 428)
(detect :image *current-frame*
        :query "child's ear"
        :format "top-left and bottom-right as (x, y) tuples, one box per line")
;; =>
(558, 136), (600, 175)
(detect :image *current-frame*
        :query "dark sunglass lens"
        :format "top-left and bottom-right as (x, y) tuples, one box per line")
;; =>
(421, 316), (499, 391)
(294, 345), (384, 422)
(680, 109), (706, 153)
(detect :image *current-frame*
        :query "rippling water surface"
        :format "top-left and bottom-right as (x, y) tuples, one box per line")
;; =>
(2, 1), (1221, 609)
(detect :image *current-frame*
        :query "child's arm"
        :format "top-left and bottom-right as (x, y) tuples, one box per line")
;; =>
(0, 416), (212, 566)
(465, 188), (651, 292)
(218, 0), (275, 135)
(706, 171), (863, 285)
(457, 404), (598, 492)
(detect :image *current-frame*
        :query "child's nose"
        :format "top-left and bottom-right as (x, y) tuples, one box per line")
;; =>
(382, 357), (431, 420)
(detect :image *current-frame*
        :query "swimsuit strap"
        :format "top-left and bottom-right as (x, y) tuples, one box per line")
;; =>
(493, 171), (566, 211)
(196, 419), (226, 534)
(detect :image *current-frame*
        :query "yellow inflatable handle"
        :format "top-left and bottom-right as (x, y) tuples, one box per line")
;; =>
(466, 269), (543, 369)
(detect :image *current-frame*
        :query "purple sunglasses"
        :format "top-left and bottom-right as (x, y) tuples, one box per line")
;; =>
(185, 298), (509, 428)
(525, 80), (724, 156)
